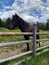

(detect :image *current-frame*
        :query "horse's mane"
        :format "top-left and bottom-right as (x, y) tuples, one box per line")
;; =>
(13, 14), (30, 25)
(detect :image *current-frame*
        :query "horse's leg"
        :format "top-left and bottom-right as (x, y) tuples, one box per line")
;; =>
(36, 34), (40, 46)
(24, 35), (30, 51)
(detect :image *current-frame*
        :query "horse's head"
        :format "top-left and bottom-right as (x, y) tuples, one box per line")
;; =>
(8, 14), (18, 30)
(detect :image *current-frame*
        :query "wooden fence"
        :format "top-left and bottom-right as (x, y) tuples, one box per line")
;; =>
(0, 26), (49, 63)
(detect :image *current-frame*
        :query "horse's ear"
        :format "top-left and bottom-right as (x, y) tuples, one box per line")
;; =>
(13, 15), (15, 18)
(15, 14), (19, 17)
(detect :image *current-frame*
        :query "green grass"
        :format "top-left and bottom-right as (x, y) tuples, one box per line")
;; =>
(0, 28), (20, 32)
(0, 28), (25, 43)
(21, 51), (49, 65)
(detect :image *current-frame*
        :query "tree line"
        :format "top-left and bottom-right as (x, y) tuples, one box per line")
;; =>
(0, 18), (10, 28)
(0, 18), (49, 30)
(38, 19), (49, 30)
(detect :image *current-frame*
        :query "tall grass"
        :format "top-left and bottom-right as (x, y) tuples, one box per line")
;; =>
(21, 51), (49, 65)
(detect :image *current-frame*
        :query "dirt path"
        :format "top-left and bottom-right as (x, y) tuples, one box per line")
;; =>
(0, 41), (49, 59)
(0, 45), (26, 59)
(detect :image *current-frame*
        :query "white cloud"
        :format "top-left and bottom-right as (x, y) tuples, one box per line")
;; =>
(0, 12), (2, 15)
(0, 10), (16, 19)
(19, 14), (38, 23)
(0, 0), (49, 23)
(39, 14), (49, 22)
(3, 5), (11, 9)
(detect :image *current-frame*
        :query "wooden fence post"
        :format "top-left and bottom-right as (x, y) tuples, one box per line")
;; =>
(32, 25), (36, 58)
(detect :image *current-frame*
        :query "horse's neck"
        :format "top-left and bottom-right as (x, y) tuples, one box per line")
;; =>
(17, 18), (29, 32)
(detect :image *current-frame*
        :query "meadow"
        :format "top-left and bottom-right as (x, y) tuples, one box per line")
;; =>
(0, 28), (49, 65)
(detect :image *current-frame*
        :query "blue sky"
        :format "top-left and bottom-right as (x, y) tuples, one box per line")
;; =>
(0, 0), (14, 11)
(0, 0), (14, 6)
(0, 0), (49, 23)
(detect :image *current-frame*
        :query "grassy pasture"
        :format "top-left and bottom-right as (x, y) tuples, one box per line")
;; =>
(0, 28), (49, 65)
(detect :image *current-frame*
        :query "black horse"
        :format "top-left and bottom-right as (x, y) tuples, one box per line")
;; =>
(8, 14), (40, 51)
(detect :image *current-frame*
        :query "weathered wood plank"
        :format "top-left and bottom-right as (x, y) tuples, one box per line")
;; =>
(37, 32), (49, 35)
(32, 26), (36, 58)
(36, 49), (49, 55)
(0, 40), (32, 47)
(36, 38), (49, 42)
(0, 32), (33, 36)
(36, 45), (49, 51)
(0, 38), (49, 47)
(0, 32), (49, 36)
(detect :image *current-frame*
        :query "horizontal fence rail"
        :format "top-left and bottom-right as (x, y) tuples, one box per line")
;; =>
(0, 32), (49, 36)
(36, 38), (49, 42)
(0, 40), (32, 47)
(0, 32), (33, 36)
(37, 32), (49, 35)
(0, 38), (49, 47)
